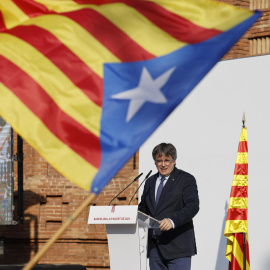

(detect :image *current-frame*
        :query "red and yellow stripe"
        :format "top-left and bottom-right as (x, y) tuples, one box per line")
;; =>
(0, 1), (256, 190)
(225, 127), (249, 270)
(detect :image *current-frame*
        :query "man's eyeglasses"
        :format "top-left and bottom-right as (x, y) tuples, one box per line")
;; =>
(155, 159), (174, 166)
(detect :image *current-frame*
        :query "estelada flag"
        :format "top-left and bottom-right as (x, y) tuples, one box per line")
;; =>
(224, 126), (249, 270)
(0, 0), (261, 193)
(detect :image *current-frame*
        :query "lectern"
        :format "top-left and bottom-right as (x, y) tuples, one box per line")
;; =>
(88, 205), (158, 270)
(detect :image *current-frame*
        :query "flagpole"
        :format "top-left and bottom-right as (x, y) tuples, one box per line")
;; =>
(225, 113), (249, 270)
(243, 233), (247, 270)
(22, 192), (96, 270)
(242, 113), (246, 270)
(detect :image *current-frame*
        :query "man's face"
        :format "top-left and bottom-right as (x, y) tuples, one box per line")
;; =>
(154, 154), (175, 177)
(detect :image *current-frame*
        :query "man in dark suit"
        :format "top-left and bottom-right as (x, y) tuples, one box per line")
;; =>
(138, 143), (199, 270)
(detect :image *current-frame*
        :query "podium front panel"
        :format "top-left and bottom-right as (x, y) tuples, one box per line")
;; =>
(106, 224), (140, 270)
(88, 206), (143, 270)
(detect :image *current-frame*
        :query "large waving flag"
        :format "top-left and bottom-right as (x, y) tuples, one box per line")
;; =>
(0, 0), (261, 193)
(224, 124), (249, 270)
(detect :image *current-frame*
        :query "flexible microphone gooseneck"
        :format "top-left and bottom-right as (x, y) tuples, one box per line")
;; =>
(109, 172), (143, 206)
(128, 170), (152, 205)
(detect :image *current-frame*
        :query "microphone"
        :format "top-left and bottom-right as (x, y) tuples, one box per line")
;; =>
(128, 170), (152, 205)
(109, 172), (143, 205)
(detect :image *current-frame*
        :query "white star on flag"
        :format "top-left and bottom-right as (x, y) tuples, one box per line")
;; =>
(111, 66), (176, 122)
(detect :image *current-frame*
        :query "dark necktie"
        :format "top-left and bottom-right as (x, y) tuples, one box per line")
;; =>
(156, 177), (165, 205)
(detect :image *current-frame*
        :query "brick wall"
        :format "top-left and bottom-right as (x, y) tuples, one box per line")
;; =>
(0, 139), (139, 269)
(219, 0), (270, 59)
(0, 1), (269, 269)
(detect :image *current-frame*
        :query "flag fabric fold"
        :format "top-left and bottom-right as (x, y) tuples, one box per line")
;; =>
(0, 0), (261, 192)
(224, 127), (249, 270)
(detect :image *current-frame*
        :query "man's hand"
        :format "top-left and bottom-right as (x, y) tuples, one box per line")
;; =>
(159, 218), (173, 231)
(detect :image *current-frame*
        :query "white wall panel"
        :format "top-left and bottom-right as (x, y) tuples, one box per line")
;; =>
(139, 54), (270, 270)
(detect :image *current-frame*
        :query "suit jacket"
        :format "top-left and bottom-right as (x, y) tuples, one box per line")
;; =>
(138, 167), (199, 260)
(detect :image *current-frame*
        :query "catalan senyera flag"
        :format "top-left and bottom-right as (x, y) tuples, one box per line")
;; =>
(224, 126), (249, 270)
(0, 1), (261, 193)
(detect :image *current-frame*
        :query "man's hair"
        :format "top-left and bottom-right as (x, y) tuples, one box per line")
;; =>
(152, 143), (177, 161)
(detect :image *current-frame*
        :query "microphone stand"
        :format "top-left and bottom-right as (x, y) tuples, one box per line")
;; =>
(128, 170), (152, 205)
(109, 172), (143, 205)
